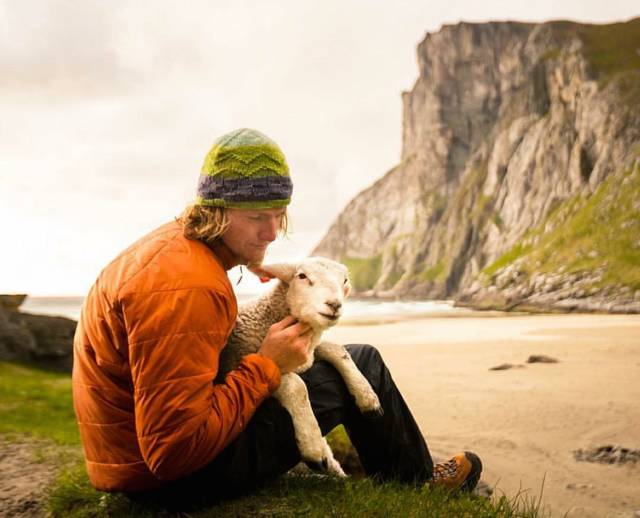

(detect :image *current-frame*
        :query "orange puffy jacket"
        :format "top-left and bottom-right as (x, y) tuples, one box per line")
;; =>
(72, 221), (281, 492)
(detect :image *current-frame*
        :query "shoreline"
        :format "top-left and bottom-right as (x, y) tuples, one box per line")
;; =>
(9, 291), (640, 324)
(454, 297), (640, 315)
(350, 290), (640, 316)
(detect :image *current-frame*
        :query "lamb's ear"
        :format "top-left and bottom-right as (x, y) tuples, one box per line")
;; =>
(249, 263), (297, 283)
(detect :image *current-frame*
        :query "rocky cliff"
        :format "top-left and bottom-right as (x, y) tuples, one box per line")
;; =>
(313, 19), (640, 312)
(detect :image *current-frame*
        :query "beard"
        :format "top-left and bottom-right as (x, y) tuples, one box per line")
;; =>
(241, 245), (268, 268)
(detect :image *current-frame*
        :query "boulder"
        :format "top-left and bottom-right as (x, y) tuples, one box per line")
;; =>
(0, 304), (76, 372)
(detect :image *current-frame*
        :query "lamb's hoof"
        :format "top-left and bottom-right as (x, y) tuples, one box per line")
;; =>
(326, 457), (347, 478)
(304, 457), (329, 472)
(362, 406), (384, 419)
(356, 391), (383, 417)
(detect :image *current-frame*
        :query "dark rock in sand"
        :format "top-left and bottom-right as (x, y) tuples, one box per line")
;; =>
(573, 445), (640, 465)
(566, 483), (594, 490)
(489, 363), (524, 371)
(527, 355), (559, 364)
(0, 303), (76, 372)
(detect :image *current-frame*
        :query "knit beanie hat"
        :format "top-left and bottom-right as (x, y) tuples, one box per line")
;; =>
(196, 128), (293, 209)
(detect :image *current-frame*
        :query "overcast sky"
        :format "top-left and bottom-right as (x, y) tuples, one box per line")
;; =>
(1, 0), (637, 296)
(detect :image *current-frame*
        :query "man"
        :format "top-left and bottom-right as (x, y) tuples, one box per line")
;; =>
(72, 128), (482, 509)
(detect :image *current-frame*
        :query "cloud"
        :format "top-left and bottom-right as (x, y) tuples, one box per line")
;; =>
(0, 1), (126, 93)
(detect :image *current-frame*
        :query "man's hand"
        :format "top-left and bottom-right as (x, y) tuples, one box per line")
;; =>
(257, 315), (312, 374)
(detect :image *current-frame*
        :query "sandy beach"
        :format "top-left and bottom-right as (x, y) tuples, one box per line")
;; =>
(324, 313), (640, 518)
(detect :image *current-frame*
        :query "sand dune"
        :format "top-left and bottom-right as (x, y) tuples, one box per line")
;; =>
(324, 313), (640, 518)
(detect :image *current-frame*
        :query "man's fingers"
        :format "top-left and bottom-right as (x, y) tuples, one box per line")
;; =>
(271, 315), (298, 330)
(274, 317), (311, 333)
(286, 322), (312, 337)
(299, 326), (313, 337)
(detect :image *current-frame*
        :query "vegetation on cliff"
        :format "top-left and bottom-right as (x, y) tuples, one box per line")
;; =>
(341, 255), (383, 291)
(469, 155), (640, 312)
(570, 18), (640, 82)
(486, 157), (640, 286)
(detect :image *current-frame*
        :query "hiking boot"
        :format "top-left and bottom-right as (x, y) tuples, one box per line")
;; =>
(429, 451), (482, 492)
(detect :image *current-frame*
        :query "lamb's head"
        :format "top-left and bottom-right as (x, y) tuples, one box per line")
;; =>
(257, 257), (351, 329)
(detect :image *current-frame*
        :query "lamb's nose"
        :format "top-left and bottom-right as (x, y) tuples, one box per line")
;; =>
(326, 300), (342, 313)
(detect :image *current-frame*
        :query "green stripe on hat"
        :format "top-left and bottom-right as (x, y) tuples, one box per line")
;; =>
(195, 197), (292, 209)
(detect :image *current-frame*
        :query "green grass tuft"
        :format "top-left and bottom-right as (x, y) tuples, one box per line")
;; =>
(385, 268), (405, 289)
(419, 262), (446, 283)
(342, 255), (383, 291)
(539, 47), (561, 61)
(483, 244), (533, 278)
(491, 212), (505, 232)
(326, 425), (365, 477)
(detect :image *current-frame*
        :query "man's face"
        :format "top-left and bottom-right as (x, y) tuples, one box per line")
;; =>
(221, 207), (286, 266)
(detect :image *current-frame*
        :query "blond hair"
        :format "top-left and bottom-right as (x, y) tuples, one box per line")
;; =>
(178, 204), (289, 246)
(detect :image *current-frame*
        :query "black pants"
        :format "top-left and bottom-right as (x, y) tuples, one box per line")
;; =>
(136, 344), (433, 509)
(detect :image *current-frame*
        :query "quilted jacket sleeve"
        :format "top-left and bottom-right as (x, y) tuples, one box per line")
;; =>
(122, 286), (280, 481)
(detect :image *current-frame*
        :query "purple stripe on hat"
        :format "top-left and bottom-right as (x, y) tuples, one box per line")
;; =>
(197, 175), (293, 202)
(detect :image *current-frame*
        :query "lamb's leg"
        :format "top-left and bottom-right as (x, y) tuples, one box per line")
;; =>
(314, 341), (383, 418)
(273, 373), (346, 477)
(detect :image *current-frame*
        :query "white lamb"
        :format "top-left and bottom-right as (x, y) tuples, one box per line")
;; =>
(217, 256), (382, 477)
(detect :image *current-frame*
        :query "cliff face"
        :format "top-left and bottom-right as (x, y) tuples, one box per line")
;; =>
(313, 19), (640, 312)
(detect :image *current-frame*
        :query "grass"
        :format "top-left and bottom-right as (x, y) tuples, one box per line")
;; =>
(48, 462), (548, 518)
(0, 362), (79, 445)
(539, 47), (561, 62)
(491, 212), (505, 232)
(526, 160), (640, 287)
(385, 268), (404, 289)
(483, 244), (533, 279)
(419, 262), (446, 283)
(342, 255), (383, 291)
(1, 361), (548, 517)
(547, 18), (640, 84)
(577, 18), (640, 83)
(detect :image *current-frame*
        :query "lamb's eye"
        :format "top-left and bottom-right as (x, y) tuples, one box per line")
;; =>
(343, 278), (348, 284)
(297, 273), (307, 280)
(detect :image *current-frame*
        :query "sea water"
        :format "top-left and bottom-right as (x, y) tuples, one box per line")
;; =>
(20, 295), (466, 321)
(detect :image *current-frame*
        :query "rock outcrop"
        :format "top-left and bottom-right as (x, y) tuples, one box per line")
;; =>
(313, 19), (640, 312)
(0, 297), (76, 371)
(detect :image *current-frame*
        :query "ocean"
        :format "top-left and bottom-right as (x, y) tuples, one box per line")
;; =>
(20, 295), (468, 321)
